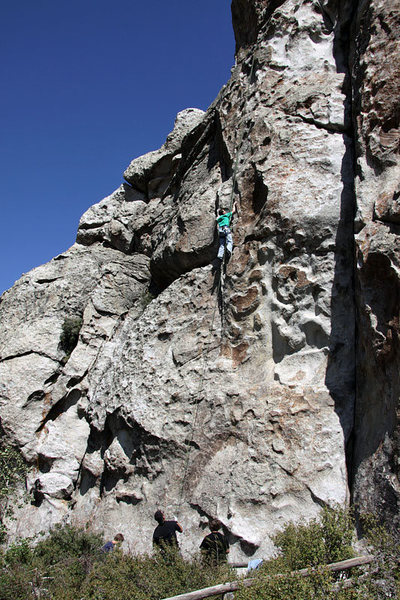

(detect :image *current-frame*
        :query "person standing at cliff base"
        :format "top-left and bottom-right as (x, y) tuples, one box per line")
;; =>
(200, 518), (229, 564)
(101, 532), (124, 553)
(153, 510), (183, 552)
(216, 201), (238, 261)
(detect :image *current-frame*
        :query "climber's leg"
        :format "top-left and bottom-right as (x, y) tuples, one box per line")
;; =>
(225, 231), (233, 256)
(217, 233), (226, 259)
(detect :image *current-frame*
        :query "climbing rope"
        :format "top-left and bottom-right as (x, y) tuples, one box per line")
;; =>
(173, 50), (258, 517)
(175, 282), (221, 515)
(219, 50), (257, 332)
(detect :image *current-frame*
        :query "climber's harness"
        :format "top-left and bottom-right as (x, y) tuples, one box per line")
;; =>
(218, 225), (231, 236)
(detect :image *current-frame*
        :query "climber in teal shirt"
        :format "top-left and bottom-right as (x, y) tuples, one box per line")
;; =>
(216, 201), (238, 260)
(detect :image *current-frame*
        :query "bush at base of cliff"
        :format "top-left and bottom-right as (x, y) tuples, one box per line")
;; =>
(358, 514), (400, 599)
(235, 569), (354, 600)
(33, 523), (103, 565)
(235, 506), (357, 600)
(0, 526), (232, 600)
(1, 510), (398, 600)
(235, 507), (400, 600)
(273, 505), (355, 571)
(85, 546), (232, 600)
(0, 444), (27, 543)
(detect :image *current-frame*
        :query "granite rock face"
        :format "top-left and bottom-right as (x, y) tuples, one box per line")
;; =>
(0, 0), (399, 558)
(351, 0), (400, 527)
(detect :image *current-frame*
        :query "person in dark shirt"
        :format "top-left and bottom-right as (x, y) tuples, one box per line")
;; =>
(152, 510), (183, 552)
(200, 519), (229, 564)
(101, 532), (124, 553)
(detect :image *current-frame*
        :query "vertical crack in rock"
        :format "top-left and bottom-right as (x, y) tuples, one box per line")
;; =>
(323, 0), (358, 490)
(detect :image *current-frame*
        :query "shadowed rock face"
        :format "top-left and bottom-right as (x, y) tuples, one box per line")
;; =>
(351, 0), (400, 528)
(0, 0), (398, 557)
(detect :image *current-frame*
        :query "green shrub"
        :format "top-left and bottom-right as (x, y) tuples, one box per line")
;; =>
(0, 525), (104, 600)
(0, 563), (33, 600)
(0, 444), (27, 543)
(33, 523), (103, 566)
(3, 538), (33, 566)
(2, 510), (398, 600)
(236, 506), (356, 600)
(273, 506), (354, 571)
(0, 526), (232, 600)
(236, 568), (333, 600)
(60, 316), (83, 357)
(85, 545), (232, 600)
(358, 513), (400, 599)
(139, 290), (154, 312)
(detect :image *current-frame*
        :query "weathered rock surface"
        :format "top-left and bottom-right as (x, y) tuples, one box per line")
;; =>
(351, 0), (400, 527)
(0, 0), (399, 558)
(124, 108), (205, 197)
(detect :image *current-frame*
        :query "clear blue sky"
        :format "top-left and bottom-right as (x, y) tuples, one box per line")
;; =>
(0, 1), (235, 295)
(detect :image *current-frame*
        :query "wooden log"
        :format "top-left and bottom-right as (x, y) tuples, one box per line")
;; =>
(231, 555), (373, 571)
(296, 555), (374, 576)
(160, 555), (374, 600)
(160, 577), (254, 600)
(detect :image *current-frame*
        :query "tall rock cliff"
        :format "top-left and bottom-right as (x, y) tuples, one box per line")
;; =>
(352, 0), (400, 525)
(0, 0), (399, 558)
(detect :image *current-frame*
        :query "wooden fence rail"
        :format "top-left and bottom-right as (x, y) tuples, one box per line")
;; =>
(160, 555), (374, 600)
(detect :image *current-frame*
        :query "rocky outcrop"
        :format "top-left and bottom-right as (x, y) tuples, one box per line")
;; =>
(0, 0), (399, 558)
(351, 0), (400, 526)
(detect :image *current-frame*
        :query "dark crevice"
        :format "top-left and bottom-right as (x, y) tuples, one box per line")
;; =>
(324, 0), (359, 498)
(214, 109), (235, 182)
(94, 307), (123, 318)
(44, 370), (62, 386)
(325, 134), (357, 488)
(67, 374), (86, 389)
(183, 438), (200, 450)
(150, 237), (216, 295)
(79, 221), (108, 231)
(37, 455), (53, 473)
(177, 216), (185, 235)
(95, 409), (182, 497)
(36, 389), (82, 433)
(372, 218), (400, 234)
(0, 350), (58, 364)
(22, 390), (46, 409)
(79, 469), (98, 496)
(307, 486), (329, 509)
(157, 331), (172, 341)
(252, 165), (269, 214)
(116, 493), (142, 505)
(35, 278), (60, 285)
(232, 0), (286, 54)
(315, 0), (336, 31)
(296, 113), (350, 134)
(73, 449), (87, 492)
(163, 116), (214, 200)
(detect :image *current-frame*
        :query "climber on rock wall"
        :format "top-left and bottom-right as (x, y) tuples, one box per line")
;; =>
(216, 201), (238, 261)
